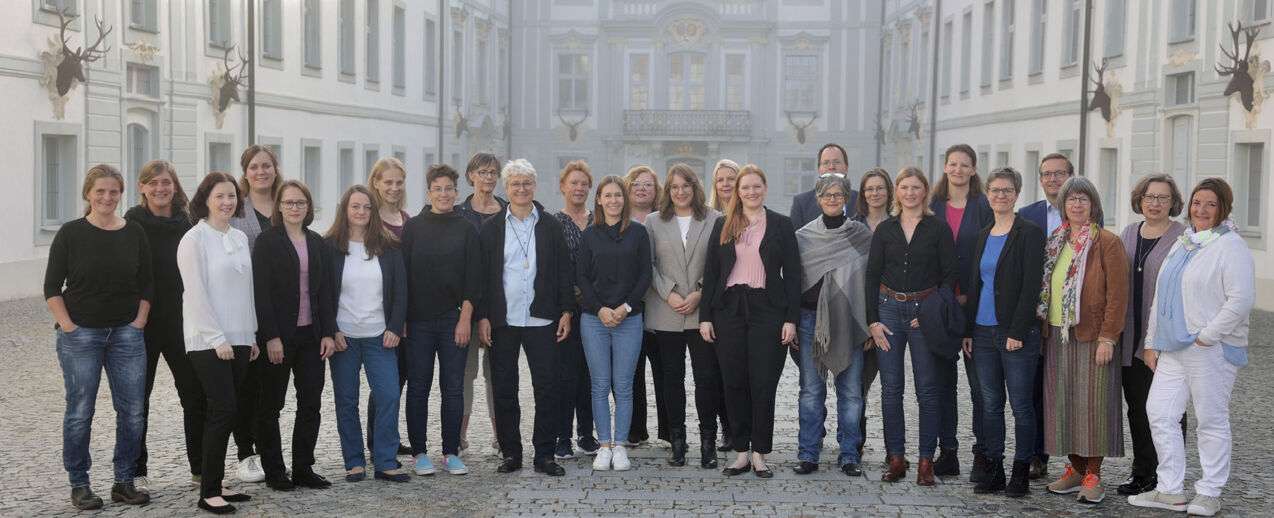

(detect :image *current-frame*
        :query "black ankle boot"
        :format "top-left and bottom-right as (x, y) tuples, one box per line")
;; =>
(699, 433), (719, 469)
(973, 459), (1006, 494)
(669, 428), (688, 466)
(1005, 460), (1032, 498)
(970, 451), (991, 482)
(933, 448), (960, 476)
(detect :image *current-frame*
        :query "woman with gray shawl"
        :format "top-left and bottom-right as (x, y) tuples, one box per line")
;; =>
(791, 174), (873, 477)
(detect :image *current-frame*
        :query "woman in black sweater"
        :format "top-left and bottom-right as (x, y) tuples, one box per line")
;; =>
(44, 164), (153, 509)
(251, 180), (336, 491)
(401, 165), (482, 476)
(123, 160), (202, 489)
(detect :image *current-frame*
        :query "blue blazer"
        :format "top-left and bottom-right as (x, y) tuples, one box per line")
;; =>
(789, 188), (859, 229)
(1018, 199), (1051, 235)
(325, 239), (408, 337)
(930, 194), (993, 295)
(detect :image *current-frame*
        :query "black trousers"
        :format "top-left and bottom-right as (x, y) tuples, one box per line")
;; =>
(557, 313), (594, 441)
(859, 347), (880, 451)
(714, 287), (787, 454)
(232, 359), (261, 461)
(256, 327), (325, 478)
(137, 318), (206, 477)
(490, 324), (560, 464)
(189, 346), (250, 499)
(654, 329), (725, 437)
(630, 331), (669, 442)
(1123, 355), (1188, 478)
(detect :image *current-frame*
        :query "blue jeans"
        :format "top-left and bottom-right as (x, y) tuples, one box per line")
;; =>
(796, 310), (865, 465)
(972, 324), (1041, 462)
(404, 311), (467, 457)
(330, 334), (401, 471)
(57, 324), (147, 487)
(579, 313), (644, 445)
(875, 294), (944, 458)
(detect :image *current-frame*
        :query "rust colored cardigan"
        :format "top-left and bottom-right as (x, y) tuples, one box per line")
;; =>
(1043, 227), (1130, 343)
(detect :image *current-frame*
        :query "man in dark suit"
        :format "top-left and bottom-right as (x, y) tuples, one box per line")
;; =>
(789, 143), (859, 228)
(1018, 152), (1074, 237)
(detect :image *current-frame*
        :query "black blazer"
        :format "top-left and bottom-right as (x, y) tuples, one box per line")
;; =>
(325, 238), (408, 338)
(964, 215), (1046, 341)
(252, 225), (336, 345)
(700, 209), (803, 325)
(476, 202), (575, 329)
(931, 194), (994, 296)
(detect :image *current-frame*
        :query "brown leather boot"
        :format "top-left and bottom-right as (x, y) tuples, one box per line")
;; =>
(917, 457), (936, 486)
(881, 455), (907, 482)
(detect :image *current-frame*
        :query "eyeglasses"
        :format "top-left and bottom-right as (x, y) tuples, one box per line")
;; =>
(1141, 194), (1172, 205)
(988, 187), (1017, 197)
(475, 169), (500, 178)
(1065, 196), (1091, 206)
(507, 181), (536, 191)
(281, 200), (308, 209)
(1040, 170), (1072, 179)
(429, 185), (458, 194)
(819, 159), (845, 168)
(818, 192), (847, 200)
(630, 182), (655, 190)
(819, 172), (846, 179)
(863, 185), (888, 193)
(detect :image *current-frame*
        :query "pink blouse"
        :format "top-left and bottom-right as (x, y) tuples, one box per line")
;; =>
(293, 239), (312, 327)
(725, 215), (767, 289)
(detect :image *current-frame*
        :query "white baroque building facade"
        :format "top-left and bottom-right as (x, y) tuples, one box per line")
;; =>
(880, 0), (1274, 310)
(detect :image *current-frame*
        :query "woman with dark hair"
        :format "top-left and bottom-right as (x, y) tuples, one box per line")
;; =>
(646, 163), (726, 468)
(623, 165), (668, 447)
(124, 160), (202, 490)
(45, 164), (153, 510)
(867, 167), (957, 485)
(326, 185), (409, 483)
(962, 168), (1046, 497)
(850, 167), (892, 458)
(400, 165), (481, 476)
(929, 143), (993, 482)
(1039, 176), (1128, 505)
(228, 144), (282, 482)
(1130, 178), (1254, 517)
(458, 151), (507, 453)
(700, 165), (802, 478)
(709, 159), (740, 213)
(553, 160), (599, 459)
(178, 172), (259, 514)
(1115, 174), (1187, 497)
(251, 180), (337, 491)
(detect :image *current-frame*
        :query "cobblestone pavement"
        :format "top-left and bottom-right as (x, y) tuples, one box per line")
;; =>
(3, 295), (1271, 517)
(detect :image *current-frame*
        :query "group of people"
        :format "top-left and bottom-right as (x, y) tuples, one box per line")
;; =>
(44, 142), (1253, 516)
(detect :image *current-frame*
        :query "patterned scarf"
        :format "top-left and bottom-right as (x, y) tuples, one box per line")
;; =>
(1180, 218), (1239, 251)
(1036, 220), (1098, 343)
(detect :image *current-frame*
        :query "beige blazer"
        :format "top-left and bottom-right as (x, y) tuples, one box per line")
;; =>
(644, 209), (722, 332)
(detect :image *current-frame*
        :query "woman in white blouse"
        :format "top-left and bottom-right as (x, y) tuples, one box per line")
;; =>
(177, 172), (260, 514)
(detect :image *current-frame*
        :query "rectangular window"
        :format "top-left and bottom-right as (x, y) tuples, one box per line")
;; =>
(424, 18), (437, 95)
(392, 6), (405, 89)
(339, 147), (355, 193)
(783, 157), (817, 196)
(1104, 0), (1125, 57)
(498, 38), (508, 109)
(1023, 149), (1040, 203)
(668, 53), (705, 109)
(365, 149), (379, 175)
(40, 0), (77, 15)
(1169, 116), (1193, 189)
(1062, 0), (1081, 66)
(127, 124), (149, 190)
(1099, 148), (1118, 226)
(208, 0), (232, 48)
(1167, 72), (1195, 106)
(961, 12), (972, 93)
(630, 54), (649, 109)
(1029, 0), (1046, 75)
(726, 54), (745, 110)
(783, 54), (818, 111)
(981, 2), (994, 87)
(339, 0), (355, 75)
(42, 134), (77, 228)
(366, 0), (380, 82)
(476, 38), (488, 102)
(424, 153), (435, 168)
(126, 63), (158, 97)
(1000, 0), (1014, 80)
(393, 148), (406, 165)
(1236, 143), (1265, 234)
(899, 35), (910, 95)
(208, 141), (232, 176)
(997, 151), (1010, 167)
(1249, 0), (1272, 25)
(261, 0), (282, 60)
(452, 31), (464, 101)
(979, 152), (991, 172)
(558, 53), (589, 110)
(1170, 0), (1196, 43)
(129, 0), (158, 32)
(941, 21), (953, 97)
(303, 145), (322, 208)
(304, 0), (321, 69)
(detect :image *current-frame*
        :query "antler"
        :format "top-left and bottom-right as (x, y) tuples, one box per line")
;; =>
(56, 8), (74, 52)
(77, 15), (113, 63)
(1217, 22), (1244, 76)
(1091, 58), (1107, 86)
(232, 46), (250, 83)
(1243, 24), (1259, 63)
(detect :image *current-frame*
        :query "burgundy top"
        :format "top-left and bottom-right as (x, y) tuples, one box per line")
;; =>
(383, 210), (411, 239)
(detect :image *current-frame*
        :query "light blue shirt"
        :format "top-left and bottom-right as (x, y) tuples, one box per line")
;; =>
(1046, 201), (1062, 235)
(503, 206), (552, 328)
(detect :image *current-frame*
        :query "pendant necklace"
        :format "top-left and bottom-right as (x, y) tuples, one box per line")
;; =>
(1136, 235), (1159, 273)
(512, 225), (533, 269)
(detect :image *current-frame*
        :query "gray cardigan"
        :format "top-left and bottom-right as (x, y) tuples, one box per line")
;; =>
(644, 209), (722, 332)
(229, 194), (267, 252)
(1119, 220), (1186, 366)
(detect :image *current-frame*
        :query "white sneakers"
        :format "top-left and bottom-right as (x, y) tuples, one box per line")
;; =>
(611, 445), (631, 471)
(592, 446), (613, 471)
(1187, 495), (1221, 516)
(236, 455), (265, 483)
(1128, 489), (1188, 511)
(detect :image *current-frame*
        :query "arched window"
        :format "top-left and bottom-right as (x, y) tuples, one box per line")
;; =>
(1167, 115), (1193, 190)
(127, 123), (150, 193)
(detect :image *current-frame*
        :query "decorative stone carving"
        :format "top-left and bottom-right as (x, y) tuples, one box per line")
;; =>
(126, 41), (159, 62)
(666, 18), (708, 48)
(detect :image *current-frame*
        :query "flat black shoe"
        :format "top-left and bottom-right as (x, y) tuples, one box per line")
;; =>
(722, 464), (751, 476)
(71, 486), (103, 510)
(754, 468), (774, 478)
(533, 461), (565, 476)
(496, 458), (522, 473)
(374, 471), (411, 482)
(1116, 474), (1157, 495)
(221, 491), (251, 502)
(265, 475), (295, 492)
(197, 498), (236, 514)
(110, 481), (150, 504)
(841, 463), (863, 477)
(793, 461), (819, 475)
(291, 472), (331, 489)
(398, 444), (413, 456)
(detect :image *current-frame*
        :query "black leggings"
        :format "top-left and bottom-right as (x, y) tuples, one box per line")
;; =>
(137, 321), (206, 477)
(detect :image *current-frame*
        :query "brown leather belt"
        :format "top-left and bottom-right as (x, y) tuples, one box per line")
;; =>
(880, 285), (936, 302)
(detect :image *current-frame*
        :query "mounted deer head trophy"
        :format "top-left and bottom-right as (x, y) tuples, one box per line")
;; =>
(558, 108), (589, 142)
(905, 102), (922, 140)
(785, 111), (818, 145)
(501, 108), (512, 141)
(207, 44), (249, 129)
(454, 101), (470, 139)
(38, 9), (112, 119)
(1089, 58), (1113, 123)
(874, 113), (886, 148)
(1217, 21), (1262, 112)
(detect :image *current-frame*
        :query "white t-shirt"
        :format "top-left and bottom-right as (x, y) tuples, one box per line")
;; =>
(337, 242), (387, 339)
(676, 215), (692, 247)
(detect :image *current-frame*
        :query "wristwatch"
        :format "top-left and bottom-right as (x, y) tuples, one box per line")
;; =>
(621, 303), (632, 313)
